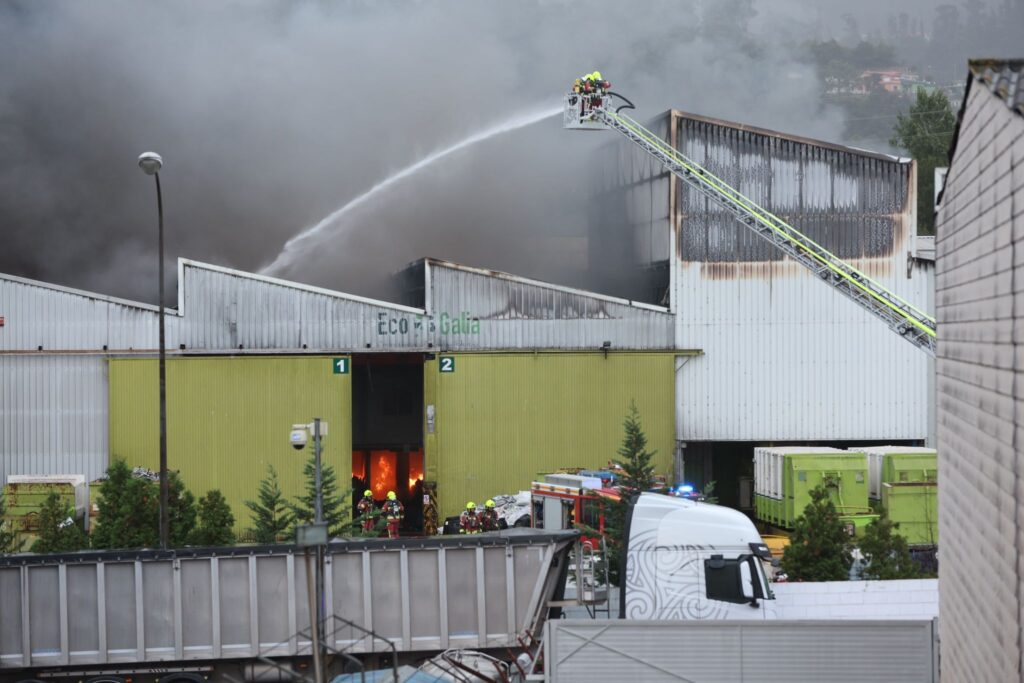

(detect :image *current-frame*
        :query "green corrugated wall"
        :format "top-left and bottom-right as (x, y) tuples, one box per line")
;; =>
(424, 352), (675, 519)
(108, 356), (351, 532)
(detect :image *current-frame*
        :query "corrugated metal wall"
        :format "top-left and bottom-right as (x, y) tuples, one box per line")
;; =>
(935, 78), (1024, 683)
(424, 352), (676, 518)
(545, 619), (938, 682)
(180, 262), (428, 351)
(108, 356), (351, 530)
(0, 355), (109, 485)
(662, 111), (931, 442)
(427, 261), (674, 351)
(0, 273), (176, 351)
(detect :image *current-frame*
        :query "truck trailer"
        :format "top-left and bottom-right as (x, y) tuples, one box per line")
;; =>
(0, 529), (577, 683)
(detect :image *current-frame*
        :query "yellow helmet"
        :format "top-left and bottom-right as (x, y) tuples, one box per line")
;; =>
(592, 70), (602, 80)
(364, 489), (372, 497)
(485, 499), (495, 508)
(466, 501), (476, 510)
(387, 491), (397, 501)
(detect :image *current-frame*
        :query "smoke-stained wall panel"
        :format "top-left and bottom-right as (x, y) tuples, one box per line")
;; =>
(179, 262), (429, 351)
(668, 110), (931, 441)
(667, 111), (933, 444)
(425, 260), (674, 351)
(603, 110), (932, 442)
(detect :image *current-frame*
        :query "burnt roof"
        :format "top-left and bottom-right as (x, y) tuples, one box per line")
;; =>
(670, 109), (910, 164)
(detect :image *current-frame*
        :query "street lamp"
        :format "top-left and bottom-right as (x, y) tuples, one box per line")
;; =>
(138, 151), (169, 550)
(291, 419), (328, 683)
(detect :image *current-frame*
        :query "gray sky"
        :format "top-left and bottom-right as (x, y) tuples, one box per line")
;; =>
(0, 0), (993, 302)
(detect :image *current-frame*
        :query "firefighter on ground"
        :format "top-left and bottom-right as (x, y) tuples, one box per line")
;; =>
(382, 491), (404, 539)
(460, 501), (481, 534)
(356, 489), (376, 532)
(481, 499), (500, 532)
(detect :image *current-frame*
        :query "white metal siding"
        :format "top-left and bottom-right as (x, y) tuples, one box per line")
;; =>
(428, 262), (674, 350)
(935, 77), (1024, 683)
(0, 274), (178, 352)
(675, 259), (931, 441)
(0, 355), (109, 485)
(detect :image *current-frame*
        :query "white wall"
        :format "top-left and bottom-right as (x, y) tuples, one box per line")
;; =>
(768, 579), (938, 620)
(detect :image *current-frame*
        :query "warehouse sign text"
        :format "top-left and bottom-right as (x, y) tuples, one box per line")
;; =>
(375, 312), (480, 336)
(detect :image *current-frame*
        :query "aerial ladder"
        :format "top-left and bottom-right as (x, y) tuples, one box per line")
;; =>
(565, 75), (937, 356)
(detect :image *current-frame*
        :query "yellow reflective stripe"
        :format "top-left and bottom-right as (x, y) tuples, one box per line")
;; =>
(607, 111), (936, 337)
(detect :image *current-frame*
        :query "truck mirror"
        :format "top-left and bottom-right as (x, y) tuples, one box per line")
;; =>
(739, 561), (756, 603)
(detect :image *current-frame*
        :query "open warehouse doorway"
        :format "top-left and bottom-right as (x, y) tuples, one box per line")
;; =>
(350, 353), (425, 534)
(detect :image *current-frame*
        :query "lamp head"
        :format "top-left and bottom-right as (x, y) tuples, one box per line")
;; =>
(138, 151), (163, 175)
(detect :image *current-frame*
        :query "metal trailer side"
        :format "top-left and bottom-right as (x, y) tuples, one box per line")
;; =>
(543, 619), (938, 683)
(0, 529), (576, 675)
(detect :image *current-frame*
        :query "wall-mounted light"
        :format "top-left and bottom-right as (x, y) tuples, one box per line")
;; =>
(602, 340), (612, 358)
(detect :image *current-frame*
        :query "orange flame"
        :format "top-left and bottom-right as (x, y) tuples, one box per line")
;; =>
(408, 449), (424, 493)
(371, 450), (396, 498)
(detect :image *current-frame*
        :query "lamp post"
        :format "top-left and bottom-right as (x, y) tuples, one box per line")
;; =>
(138, 151), (169, 550)
(291, 419), (328, 683)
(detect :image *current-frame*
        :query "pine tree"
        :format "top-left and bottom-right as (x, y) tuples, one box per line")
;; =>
(604, 401), (658, 586)
(92, 460), (197, 549)
(30, 493), (88, 553)
(614, 402), (657, 500)
(289, 456), (349, 537)
(168, 472), (197, 548)
(189, 490), (236, 546)
(92, 460), (158, 549)
(858, 511), (921, 580)
(781, 485), (853, 582)
(0, 491), (22, 553)
(245, 465), (293, 543)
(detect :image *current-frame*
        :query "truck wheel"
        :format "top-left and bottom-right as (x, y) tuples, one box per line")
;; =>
(160, 675), (206, 683)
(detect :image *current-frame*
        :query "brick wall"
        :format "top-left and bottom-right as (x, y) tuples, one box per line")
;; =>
(936, 80), (1024, 681)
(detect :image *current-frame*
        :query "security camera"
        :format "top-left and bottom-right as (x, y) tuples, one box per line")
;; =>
(290, 428), (308, 450)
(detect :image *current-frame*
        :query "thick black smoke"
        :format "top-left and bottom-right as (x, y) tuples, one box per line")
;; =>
(0, 0), (976, 303)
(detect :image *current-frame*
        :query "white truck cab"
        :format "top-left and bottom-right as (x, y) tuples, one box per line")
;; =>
(623, 492), (774, 619)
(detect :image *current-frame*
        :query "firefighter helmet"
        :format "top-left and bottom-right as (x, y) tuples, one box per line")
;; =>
(466, 501), (476, 510)
(485, 499), (495, 508)
(364, 489), (372, 497)
(387, 491), (397, 501)
(592, 70), (602, 80)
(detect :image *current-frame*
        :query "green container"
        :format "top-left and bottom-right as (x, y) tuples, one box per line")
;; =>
(3, 477), (87, 530)
(883, 452), (937, 485)
(838, 510), (880, 538)
(882, 482), (938, 546)
(860, 446), (937, 500)
(756, 447), (872, 530)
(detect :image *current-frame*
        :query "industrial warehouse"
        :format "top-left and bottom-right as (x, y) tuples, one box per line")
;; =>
(2, 0), (1022, 675)
(1, 108), (933, 528)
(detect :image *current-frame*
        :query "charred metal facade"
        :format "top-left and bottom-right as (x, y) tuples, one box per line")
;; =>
(600, 110), (933, 465)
